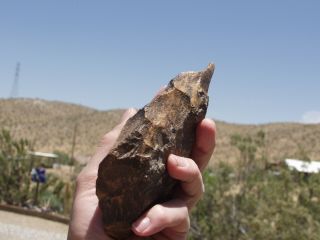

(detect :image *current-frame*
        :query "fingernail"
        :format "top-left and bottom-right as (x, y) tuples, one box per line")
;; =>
(172, 155), (188, 168)
(133, 217), (150, 233)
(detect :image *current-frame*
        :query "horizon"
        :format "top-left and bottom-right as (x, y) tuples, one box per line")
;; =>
(1, 97), (319, 126)
(0, 1), (319, 124)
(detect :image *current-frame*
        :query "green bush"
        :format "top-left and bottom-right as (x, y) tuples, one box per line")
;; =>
(189, 130), (320, 240)
(0, 129), (33, 205)
(0, 129), (75, 215)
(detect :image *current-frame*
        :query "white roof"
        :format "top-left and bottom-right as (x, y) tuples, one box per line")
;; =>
(28, 151), (58, 159)
(285, 159), (320, 173)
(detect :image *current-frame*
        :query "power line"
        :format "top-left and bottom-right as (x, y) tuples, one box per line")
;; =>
(10, 62), (20, 98)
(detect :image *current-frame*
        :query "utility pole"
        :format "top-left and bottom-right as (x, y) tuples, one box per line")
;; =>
(10, 62), (20, 98)
(69, 122), (78, 176)
(70, 123), (78, 165)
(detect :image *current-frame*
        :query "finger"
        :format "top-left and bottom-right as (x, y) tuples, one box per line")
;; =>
(120, 108), (137, 123)
(103, 107), (137, 144)
(167, 154), (204, 207)
(191, 118), (216, 172)
(77, 108), (137, 189)
(86, 108), (137, 171)
(132, 199), (189, 238)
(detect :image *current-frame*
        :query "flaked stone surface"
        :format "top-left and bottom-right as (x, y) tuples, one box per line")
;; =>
(96, 64), (214, 239)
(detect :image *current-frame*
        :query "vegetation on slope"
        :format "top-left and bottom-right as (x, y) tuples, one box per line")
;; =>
(1, 99), (320, 239)
(0, 129), (75, 215)
(1, 99), (320, 167)
(189, 130), (320, 240)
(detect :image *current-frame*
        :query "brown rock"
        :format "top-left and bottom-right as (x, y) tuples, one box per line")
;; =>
(96, 64), (215, 239)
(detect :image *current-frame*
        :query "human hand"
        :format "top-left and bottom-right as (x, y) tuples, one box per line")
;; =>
(68, 108), (216, 240)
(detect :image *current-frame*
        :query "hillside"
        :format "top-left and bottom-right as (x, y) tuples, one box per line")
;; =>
(1, 98), (320, 166)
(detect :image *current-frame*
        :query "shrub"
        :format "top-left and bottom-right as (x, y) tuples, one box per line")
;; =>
(189, 130), (320, 239)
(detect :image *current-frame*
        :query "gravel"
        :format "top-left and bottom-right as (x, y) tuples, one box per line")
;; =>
(0, 210), (68, 240)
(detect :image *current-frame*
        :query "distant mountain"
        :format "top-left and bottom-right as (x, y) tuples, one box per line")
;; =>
(1, 98), (319, 167)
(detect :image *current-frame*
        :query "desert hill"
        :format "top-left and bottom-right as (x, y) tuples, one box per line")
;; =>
(1, 98), (319, 167)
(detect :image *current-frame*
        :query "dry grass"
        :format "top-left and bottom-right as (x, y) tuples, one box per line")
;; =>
(1, 98), (319, 167)
(214, 121), (320, 167)
(0, 98), (123, 163)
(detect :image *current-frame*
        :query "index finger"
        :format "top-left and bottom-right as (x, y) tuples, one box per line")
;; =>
(191, 118), (216, 172)
(86, 108), (137, 171)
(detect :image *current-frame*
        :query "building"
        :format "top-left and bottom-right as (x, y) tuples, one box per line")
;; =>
(285, 159), (320, 174)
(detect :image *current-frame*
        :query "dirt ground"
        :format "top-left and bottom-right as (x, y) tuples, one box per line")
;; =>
(0, 210), (68, 240)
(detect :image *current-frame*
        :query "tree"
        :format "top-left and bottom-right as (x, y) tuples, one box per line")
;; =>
(0, 129), (33, 205)
(189, 130), (320, 239)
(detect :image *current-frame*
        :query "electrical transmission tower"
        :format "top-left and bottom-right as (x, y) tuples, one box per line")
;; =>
(10, 62), (20, 98)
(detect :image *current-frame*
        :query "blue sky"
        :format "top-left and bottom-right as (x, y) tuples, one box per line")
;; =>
(0, 1), (319, 124)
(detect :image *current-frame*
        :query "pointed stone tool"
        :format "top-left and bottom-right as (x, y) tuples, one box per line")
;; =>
(96, 64), (215, 239)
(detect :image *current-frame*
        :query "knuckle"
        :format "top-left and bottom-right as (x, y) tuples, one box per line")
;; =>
(201, 181), (205, 195)
(76, 169), (97, 188)
(152, 204), (166, 222)
(181, 205), (189, 218)
(100, 131), (117, 146)
(186, 215), (191, 230)
(196, 175), (205, 198)
(180, 205), (191, 230)
(75, 171), (86, 184)
(188, 161), (201, 181)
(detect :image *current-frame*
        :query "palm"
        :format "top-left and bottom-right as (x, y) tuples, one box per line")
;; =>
(68, 177), (108, 240)
(70, 173), (186, 240)
(68, 109), (216, 240)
